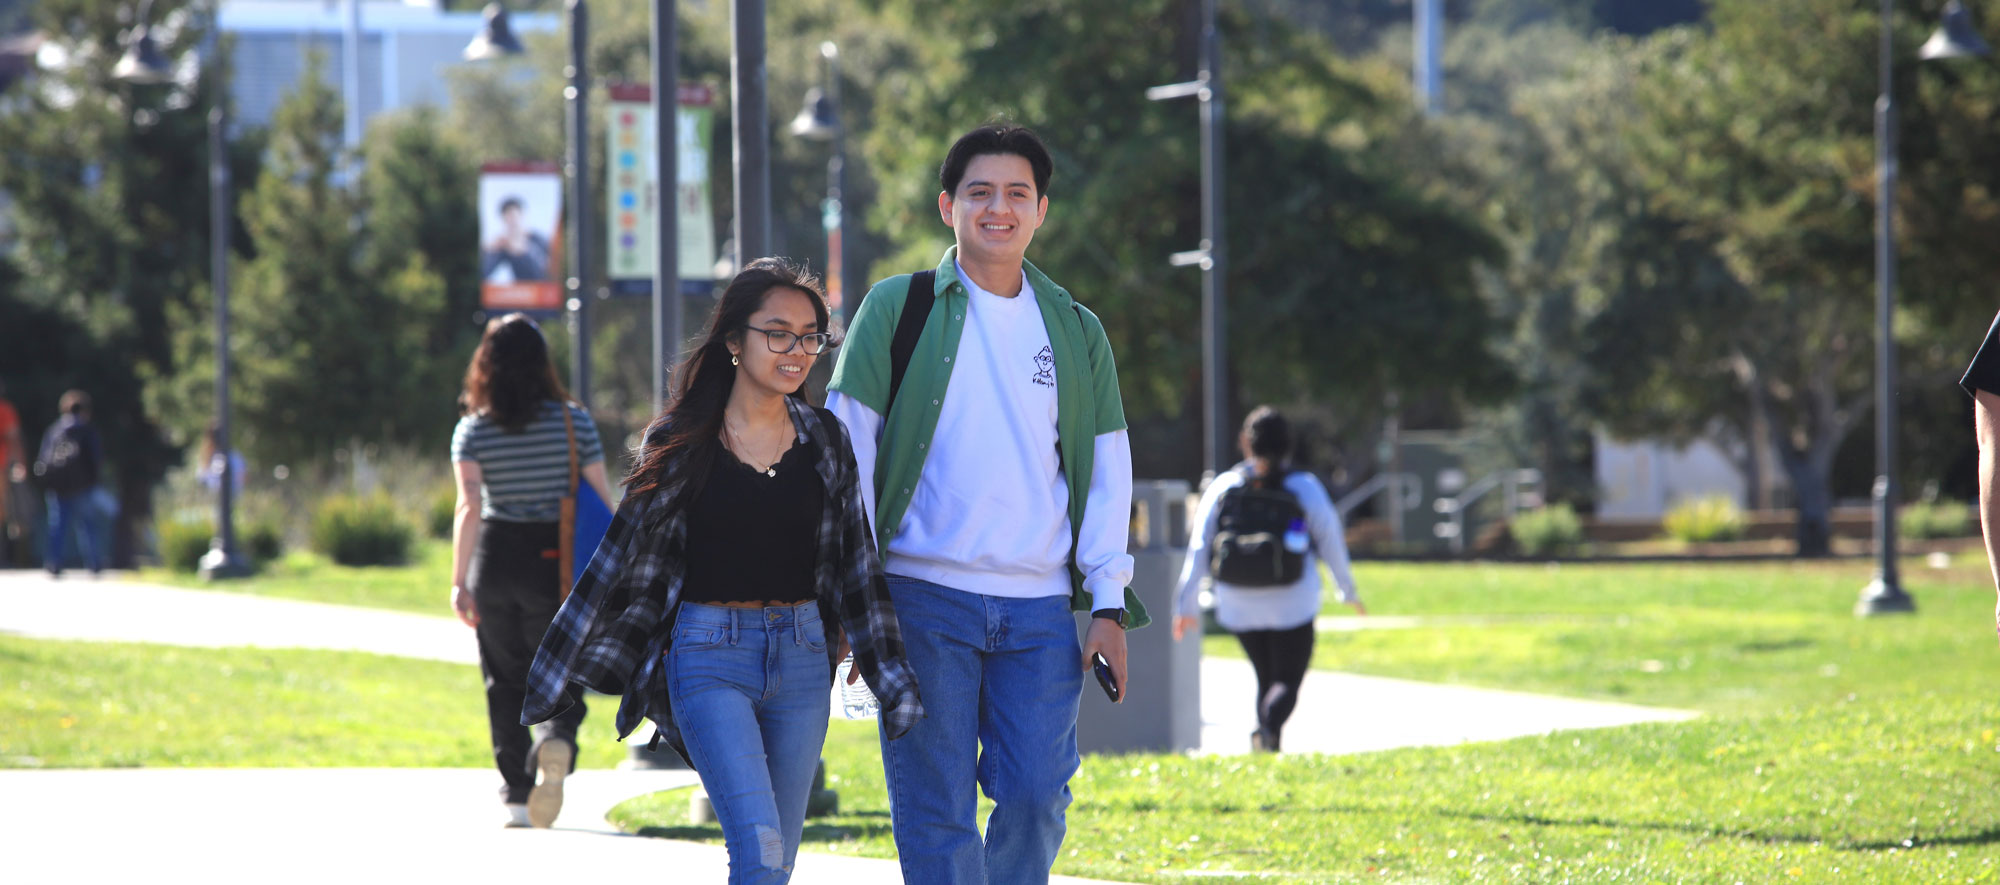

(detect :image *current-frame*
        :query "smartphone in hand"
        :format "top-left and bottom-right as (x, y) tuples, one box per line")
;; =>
(1091, 652), (1120, 703)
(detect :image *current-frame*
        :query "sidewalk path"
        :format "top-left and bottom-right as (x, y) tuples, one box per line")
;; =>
(1, 570), (1697, 882)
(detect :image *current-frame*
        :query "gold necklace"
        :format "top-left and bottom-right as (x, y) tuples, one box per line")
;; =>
(723, 421), (785, 477)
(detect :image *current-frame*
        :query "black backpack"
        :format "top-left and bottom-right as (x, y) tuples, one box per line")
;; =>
(1208, 469), (1307, 587)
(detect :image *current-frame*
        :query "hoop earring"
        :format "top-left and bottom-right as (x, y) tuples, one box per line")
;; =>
(731, 354), (739, 366)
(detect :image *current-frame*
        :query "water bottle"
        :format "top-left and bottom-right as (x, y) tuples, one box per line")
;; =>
(835, 653), (880, 720)
(1284, 517), (1309, 554)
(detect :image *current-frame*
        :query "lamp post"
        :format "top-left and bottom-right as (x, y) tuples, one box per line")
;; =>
(1856, 0), (1989, 617)
(1147, 0), (1228, 476)
(731, 0), (770, 259)
(789, 41), (849, 325)
(465, 3), (594, 406)
(116, 0), (248, 579)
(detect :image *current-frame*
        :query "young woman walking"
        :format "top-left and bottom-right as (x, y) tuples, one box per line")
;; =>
(521, 258), (922, 883)
(449, 313), (614, 827)
(1171, 406), (1366, 752)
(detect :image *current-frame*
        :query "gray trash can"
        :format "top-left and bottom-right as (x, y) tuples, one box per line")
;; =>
(1076, 479), (1201, 755)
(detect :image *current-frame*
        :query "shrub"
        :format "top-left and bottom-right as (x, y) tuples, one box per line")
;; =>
(159, 518), (214, 573)
(243, 519), (286, 564)
(1509, 504), (1583, 556)
(311, 494), (414, 566)
(1901, 499), (1973, 540)
(1663, 495), (1746, 543)
(429, 487), (457, 540)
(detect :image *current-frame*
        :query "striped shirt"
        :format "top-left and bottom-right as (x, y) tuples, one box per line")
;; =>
(451, 400), (604, 522)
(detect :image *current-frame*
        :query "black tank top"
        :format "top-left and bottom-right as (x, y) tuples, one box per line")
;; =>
(679, 438), (823, 605)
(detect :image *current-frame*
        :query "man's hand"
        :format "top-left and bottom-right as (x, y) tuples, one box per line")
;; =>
(1349, 600), (1368, 616)
(451, 585), (480, 628)
(1172, 614), (1200, 642)
(1082, 617), (1128, 703)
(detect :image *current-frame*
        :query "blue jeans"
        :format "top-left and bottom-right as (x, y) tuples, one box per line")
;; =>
(668, 601), (833, 885)
(43, 491), (104, 574)
(877, 575), (1083, 885)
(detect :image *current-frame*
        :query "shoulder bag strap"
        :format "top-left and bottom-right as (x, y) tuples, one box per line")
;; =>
(886, 270), (937, 417)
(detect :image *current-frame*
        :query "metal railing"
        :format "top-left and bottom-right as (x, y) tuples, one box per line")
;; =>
(1432, 468), (1543, 554)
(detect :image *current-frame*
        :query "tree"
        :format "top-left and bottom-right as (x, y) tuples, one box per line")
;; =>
(858, 0), (1512, 480)
(1596, 0), (2000, 554)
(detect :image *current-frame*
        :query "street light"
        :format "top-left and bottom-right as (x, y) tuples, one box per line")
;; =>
(1856, 0), (1989, 617)
(463, 3), (595, 408)
(116, 0), (248, 579)
(790, 41), (851, 325)
(1147, 0), (1228, 476)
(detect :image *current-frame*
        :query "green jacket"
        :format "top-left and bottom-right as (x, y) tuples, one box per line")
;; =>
(827, 247), (1152, 629)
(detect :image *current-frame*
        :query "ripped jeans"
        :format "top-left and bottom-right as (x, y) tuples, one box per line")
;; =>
(668, 601), (833, 885)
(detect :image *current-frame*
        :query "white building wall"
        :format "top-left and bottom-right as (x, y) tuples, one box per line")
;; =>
(1593, 430), (1750, 519)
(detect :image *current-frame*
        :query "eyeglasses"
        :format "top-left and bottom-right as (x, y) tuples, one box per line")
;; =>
(747, 326), (836, 355)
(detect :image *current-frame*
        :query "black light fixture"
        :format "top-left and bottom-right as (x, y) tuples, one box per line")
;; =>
(1922, 0), (1993, 60)
(788, 87), (836, 141)
(463, 2), (525, 61)
(112, 0), (173, 84)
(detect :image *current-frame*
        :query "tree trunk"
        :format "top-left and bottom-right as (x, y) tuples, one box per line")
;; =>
(1782, 453), (1833, 557)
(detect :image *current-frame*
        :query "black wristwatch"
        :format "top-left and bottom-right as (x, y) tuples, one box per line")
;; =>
(1091, 608), (1127, 629)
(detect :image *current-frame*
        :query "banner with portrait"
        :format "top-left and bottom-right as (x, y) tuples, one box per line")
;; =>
(478, 162), (565, 312)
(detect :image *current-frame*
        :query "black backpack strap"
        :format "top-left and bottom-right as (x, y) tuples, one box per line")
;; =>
(886, 270), (937, 417)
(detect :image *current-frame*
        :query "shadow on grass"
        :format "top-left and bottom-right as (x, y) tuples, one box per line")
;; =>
(1434, 807), (2000, 854)
(633, 812), (892, 846)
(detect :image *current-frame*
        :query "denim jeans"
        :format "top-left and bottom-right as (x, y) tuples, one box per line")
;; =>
(669, 601), (833, 885)
(43, 491), (104, 574)
(876, 575), (1083, 885)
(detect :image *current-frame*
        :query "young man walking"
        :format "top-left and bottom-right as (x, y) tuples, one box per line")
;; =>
(827, 124), (1148, 884)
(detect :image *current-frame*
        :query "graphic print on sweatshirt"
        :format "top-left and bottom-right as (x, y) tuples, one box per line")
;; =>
(1032, 345), (1057, 388)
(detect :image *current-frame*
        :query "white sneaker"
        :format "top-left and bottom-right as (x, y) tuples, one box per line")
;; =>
(503, 803), (531, 828)
(528, 741), (572, 828)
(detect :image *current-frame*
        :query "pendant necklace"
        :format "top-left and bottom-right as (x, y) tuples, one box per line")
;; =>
(725, 422), (783, 477)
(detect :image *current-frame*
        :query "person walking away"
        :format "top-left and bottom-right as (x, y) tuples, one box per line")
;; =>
(34, 390), (104, 577)
(824, 124), (1146, 884)
(449, 314), (613, 828)
(522, 259), (922, 884)
(1172, 406), (1366, 752)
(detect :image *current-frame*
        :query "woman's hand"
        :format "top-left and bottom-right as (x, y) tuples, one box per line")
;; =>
(1172, 614), (1201, 641)
(451, 585), (480, 627)
(835, 636), (861, 685)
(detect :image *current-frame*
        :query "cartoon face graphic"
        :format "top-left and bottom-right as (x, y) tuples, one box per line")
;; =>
(1032, 345), (1056, 387)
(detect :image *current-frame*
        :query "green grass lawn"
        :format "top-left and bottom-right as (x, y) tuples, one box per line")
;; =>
(611, 557), (2000, 882)
(0, 636), (630, 770)
(137, 539), (453, 615)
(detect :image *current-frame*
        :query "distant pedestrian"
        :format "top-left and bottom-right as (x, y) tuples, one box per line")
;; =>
(1172, 406), (1366, 752)
(0, 381), (21, 564)
(523, 259), (922, 884)
(196, 422), (246, 497)
(449, 313), (612, 829)
(1960, 311), (2000, 641)
(33, 390), (105, 577)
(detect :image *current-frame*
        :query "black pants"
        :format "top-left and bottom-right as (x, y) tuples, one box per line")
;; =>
(471, 519), (586, 804)
(1234, 622), (1315, 749)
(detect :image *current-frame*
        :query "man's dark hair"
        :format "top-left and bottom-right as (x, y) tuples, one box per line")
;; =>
(499, 196), (524, 214)
(1242, 406), (1291, 462)
(939, 125), (1052, 198)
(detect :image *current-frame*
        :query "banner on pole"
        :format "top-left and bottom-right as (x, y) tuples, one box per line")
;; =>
(606, 83), (717, 289)
(478, 162), (564, 312)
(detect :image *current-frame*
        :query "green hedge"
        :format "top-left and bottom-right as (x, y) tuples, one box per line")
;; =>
(158, 519), (213, 573)
(310, 494), (414, 566)
(428, 487), (457, 540)
(1901, 499), (1973, 540)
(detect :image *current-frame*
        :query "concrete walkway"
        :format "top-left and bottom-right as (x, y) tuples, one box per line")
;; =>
(0, 570), (1698, 883)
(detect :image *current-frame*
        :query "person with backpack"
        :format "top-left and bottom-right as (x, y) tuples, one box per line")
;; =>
(34, 389), (105, 577)
(1172, 406), (1365, 752)
(824, 124), (1144, 884)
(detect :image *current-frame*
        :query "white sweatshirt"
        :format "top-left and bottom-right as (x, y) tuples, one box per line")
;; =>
(827, 263), (1134, 611)
(1172, 464), (1360, 632)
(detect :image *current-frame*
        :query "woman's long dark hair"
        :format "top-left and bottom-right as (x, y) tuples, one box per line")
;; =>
(626, 258), (829, 497)
(461, 313), (569, 432)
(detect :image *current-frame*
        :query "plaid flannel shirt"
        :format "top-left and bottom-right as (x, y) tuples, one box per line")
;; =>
(520, 396), (923, 761)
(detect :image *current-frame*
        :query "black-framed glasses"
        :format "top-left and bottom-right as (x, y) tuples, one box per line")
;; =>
(747, 326), (836, 355)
